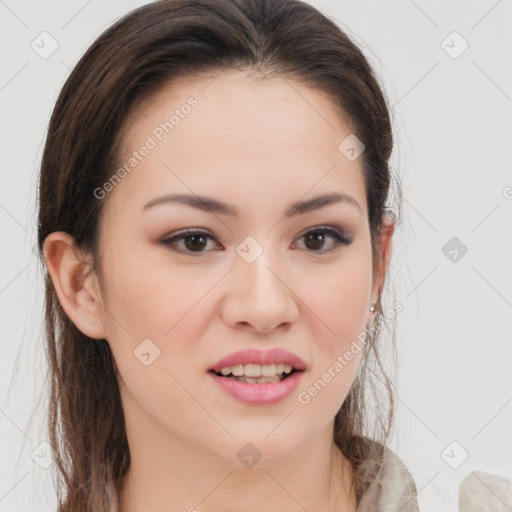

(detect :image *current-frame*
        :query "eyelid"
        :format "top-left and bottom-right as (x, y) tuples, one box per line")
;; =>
(296, 224), (351, 241)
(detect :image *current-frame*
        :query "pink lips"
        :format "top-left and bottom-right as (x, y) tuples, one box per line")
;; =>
(208, 369), (304, 405)
(207, 348), (306, 405)
(208, 348), (306, 373)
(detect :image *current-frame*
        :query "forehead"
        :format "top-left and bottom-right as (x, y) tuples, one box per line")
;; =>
(105, 69), (366, 220)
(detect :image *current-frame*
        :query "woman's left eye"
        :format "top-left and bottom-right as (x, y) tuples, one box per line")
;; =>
(293, 227), (353, 253)
(159, 226), (353, 256)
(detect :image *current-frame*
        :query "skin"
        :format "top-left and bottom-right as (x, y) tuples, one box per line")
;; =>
(44, 69), (394, 512)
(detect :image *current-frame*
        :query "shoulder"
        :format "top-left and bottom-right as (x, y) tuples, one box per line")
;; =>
(353, 437), (420, 512)
(459, 470), (512, 510)
(378, 445), (419, 511)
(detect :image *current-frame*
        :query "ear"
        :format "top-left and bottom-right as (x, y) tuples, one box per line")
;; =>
(368, 218), (395, 322)
(42, 231), (107, 340)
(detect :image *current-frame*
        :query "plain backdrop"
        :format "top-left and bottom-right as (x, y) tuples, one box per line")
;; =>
(0, 1), (511, 510)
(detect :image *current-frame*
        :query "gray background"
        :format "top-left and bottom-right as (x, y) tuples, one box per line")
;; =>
(1, 0), (511, 510)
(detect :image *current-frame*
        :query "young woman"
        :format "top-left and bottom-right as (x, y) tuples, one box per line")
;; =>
(37, 0), (420, 510)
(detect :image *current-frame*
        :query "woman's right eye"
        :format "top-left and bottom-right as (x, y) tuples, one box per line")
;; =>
(159, 230), (221, 255)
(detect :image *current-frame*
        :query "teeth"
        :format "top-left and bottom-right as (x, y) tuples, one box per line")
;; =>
(245, 364), (262, 377)
(232, 365), (244, 377)
(234, 375), (282, 384)
(218, 363), (294, 377)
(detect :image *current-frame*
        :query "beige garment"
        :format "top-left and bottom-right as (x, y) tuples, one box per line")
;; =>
(356, 444), (512, 512)
(356, 444), (420, 512)
(459, 471), (512, 511)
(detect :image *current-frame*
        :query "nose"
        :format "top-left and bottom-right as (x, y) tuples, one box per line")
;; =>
(220, 243), (299, 334)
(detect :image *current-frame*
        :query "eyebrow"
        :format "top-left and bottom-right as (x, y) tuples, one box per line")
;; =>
(142, 191), (362, 217)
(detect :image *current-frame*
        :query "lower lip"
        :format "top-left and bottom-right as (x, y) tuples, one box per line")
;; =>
(208, 370), (305, 405)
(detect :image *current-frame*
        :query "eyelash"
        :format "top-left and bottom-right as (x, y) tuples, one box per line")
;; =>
(158, 226), (353, 256)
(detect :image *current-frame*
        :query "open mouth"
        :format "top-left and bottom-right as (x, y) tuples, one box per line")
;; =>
(208, 368), (301, 384)
(207, 360), (306, 404)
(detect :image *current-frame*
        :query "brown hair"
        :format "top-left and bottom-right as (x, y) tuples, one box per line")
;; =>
(36, 0), (402, 509)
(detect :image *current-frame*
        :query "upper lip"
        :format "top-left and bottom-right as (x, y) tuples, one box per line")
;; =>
(208, 348), (306, 373)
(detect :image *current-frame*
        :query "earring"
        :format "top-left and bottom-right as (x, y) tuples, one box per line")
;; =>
(369, 304), (376, 312)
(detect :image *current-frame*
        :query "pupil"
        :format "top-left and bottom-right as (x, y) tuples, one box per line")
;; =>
(185, 234), (207, 251)
(305, 231), (324, 250)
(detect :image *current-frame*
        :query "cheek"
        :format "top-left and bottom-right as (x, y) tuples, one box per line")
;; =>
(296, 350), (362, 430)
(292, 252), (371, 411)
(296, 272), (367, 416)
(295, 250), (373, 339)
(102, 246), (212, 340)
(100, 262), (214, 436)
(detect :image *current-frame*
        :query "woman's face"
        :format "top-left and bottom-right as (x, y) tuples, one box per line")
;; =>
(89, 69), (392, 468)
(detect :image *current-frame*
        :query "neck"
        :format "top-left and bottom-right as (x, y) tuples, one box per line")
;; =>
(119, 419), (356, 512)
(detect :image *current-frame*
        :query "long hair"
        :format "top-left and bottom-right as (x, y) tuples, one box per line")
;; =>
(36, 0), (402, 509)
